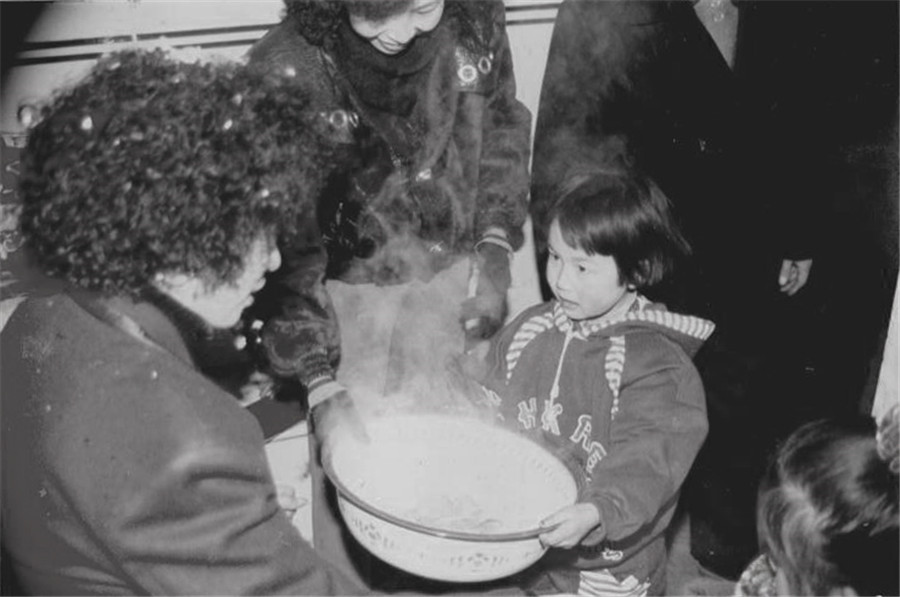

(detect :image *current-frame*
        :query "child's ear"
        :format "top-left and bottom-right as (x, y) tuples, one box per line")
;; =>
(625, 271), (644, 291)
(620, 267), (640, 291)
(633, 258), (657, 289)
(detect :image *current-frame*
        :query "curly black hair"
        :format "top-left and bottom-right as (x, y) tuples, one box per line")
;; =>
(19, 49), (338, 296)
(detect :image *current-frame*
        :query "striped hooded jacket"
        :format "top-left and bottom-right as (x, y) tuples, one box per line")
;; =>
(476, 296), (713, 594)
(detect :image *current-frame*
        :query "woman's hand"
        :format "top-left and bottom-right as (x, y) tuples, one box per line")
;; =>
(311, 389), (369, 450)
(461, 243), (511, 342)
(274, 484), (305, 514)
(539, 503), (602, 549)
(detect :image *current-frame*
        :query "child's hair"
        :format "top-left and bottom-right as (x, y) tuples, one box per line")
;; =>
(547, 169), (690, 290)
(19, 49), (339, 296)
(757, 415), (900, 596)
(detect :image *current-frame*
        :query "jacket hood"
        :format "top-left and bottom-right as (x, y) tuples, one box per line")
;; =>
(551, 295), (715, 357)
(283, 0), (499, 50)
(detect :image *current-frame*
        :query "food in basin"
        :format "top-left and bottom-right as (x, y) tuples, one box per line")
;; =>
(323, 413), (578, 583)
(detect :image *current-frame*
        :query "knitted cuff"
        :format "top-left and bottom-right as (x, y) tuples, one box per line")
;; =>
(307, 378), (344, 409)
(475, 227), (514, 257)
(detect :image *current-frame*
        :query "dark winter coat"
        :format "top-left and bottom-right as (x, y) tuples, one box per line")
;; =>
(476, 297), (711, 595)
(0, 290), (368, 596)
(244, 0), (531, 387)
(530, 0), (814, 332)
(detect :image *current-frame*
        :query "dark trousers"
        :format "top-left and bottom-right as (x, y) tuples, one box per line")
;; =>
(682, 280), (821, 579)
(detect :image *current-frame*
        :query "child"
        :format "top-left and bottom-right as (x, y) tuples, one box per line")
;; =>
(737, 407), (900, 596)
(471, 170), (712, 596)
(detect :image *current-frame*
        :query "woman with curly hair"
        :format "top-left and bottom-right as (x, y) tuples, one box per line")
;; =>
(243, 1), (531, 586)
(0, 49), (368, 595)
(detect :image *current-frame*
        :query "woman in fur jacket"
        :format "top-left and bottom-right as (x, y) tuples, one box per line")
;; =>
(244, 0), (531, 589)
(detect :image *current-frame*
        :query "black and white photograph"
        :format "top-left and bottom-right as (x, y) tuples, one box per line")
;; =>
(1, 1), (898, 595)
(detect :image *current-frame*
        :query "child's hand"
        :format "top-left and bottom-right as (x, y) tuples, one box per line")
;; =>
(538, 503), (601, 549)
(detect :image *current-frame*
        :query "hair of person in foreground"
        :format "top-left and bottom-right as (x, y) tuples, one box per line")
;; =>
(757, 408), (900, 596)
(19, 48), (337, 297)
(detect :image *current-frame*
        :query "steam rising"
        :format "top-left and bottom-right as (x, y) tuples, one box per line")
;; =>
(327, 235), (494, 427)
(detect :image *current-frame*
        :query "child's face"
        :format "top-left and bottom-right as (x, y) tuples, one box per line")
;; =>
(349, 0), (445, 55)
(546, 219), (632, 321)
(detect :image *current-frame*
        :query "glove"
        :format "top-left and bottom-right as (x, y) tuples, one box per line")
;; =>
(460, 241), (512, 342)
(310, 387), (369, 457)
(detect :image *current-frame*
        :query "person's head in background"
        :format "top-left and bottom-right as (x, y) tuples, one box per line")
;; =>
(346, 0), (444, 55)
(284, 0), (445, 55)
(545, 169), (690, 321)
(757, 412), (900, 596)
(19, 49), (335, 328)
